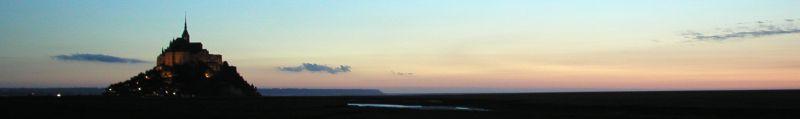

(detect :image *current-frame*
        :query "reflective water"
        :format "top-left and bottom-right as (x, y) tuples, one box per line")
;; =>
(347, 103), (490, 111)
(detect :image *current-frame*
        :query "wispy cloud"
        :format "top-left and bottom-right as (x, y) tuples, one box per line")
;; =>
(278, 63), (351, 74)
(52, 53), (148, 64)
(683, 19), (800, 41)
(391, 71), (414, 76)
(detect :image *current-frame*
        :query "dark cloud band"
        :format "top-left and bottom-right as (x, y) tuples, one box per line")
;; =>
(683, 29), (800, 41)
(683, 19), (800, 41)
(52, 53), (148, 64)
(278, 63), (351, 74)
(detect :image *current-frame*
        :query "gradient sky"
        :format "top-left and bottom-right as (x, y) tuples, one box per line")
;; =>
(1, 0), (799, 93)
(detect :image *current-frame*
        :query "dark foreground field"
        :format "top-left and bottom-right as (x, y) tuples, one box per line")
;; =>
(2, 90), (800, 119)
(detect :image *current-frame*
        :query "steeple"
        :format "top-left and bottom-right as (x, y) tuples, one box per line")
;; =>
(181, 13), (190, 41)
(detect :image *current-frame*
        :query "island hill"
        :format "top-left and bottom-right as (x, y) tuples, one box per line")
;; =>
(105, 21), (259, 97)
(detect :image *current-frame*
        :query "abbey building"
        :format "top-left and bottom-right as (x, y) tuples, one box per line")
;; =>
(105, 19), (260, 97)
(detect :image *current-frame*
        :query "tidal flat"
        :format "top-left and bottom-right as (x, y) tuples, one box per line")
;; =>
(2, 90), (799, 119)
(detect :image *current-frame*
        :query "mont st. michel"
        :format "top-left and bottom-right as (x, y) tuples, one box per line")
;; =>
(104, 20), (259, 97)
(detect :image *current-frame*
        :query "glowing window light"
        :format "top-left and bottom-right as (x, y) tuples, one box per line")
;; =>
(163, 72), (173, 78)
(56, 93), (62, 97)
(204, 72), (212, 78)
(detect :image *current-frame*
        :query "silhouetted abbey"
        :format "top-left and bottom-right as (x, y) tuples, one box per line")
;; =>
(105, 20), (259, 97)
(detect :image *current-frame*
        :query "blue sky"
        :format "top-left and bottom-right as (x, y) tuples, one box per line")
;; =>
(1, 0), (800, 93)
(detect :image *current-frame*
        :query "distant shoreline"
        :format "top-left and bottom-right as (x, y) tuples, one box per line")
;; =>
(3, 88), (800, 97)
(0, 88), (385, 96)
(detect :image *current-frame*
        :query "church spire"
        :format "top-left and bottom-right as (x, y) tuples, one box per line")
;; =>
(181, 13), (190, 41)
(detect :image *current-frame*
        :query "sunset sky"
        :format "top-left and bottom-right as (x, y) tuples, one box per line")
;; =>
(1, 0), (799, 93)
